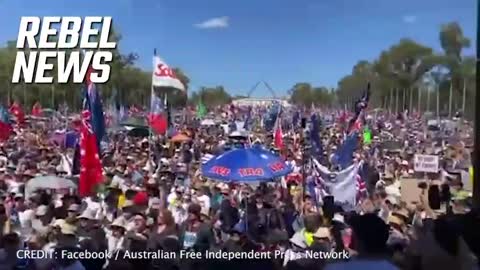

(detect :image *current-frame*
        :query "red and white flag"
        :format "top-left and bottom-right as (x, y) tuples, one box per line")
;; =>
(273, 117), (283, 149)
(78, 110), (103, 197)
(9, 102), (25, 125)
(152, 55), (185, 91)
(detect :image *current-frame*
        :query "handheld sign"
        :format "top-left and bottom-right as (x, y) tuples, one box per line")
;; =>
(414, 154), (439, 173)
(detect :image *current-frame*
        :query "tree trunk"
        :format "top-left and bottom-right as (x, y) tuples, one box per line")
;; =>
(462, 78), (467, 113)
(395, 88), (399, 115)
(449, 81), (453, 117)
(417, 87), (421, 113)
(409, 87), (413, 113)
(436, 83), (440, 120)
(426, 87), (431, 113)
(390, 88), (393, 114)
(51, 85), (55, 109)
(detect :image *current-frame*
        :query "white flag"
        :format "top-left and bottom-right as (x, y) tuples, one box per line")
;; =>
(152, 55), (186, 91)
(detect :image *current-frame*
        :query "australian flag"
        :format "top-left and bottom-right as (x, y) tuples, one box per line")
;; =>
(333, 83), (371, 169)
(84, 69), (106, 152)
(310, 113), (323, 158)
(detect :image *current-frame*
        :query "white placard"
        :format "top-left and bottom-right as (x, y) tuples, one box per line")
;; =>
(414, 154), (439, 173)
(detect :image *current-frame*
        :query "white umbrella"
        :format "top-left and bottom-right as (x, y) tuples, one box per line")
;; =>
(201, 119), (216, 126)
(25, 175), (77, 198)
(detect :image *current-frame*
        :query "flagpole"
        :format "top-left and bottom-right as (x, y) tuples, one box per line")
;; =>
(148, 49), (156, 176)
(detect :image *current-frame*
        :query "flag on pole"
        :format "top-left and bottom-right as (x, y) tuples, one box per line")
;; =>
(273, 115), (283, 149)
(310, 113), (323, 158)
(165, 94), (172, 131)
(148, 94), (167, 134)
(0, 106), (12, 141)
(196, 99), (207, 118)
(363, 127), (372, 145)
(31, 102), (43, 117)
(152, 55), (186, 91)
(84, 68), (106, 151)
(78, 110), (103, 197)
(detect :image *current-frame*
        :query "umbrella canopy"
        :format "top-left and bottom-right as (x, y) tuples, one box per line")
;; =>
(201, 146), (292, 182)
(25, 175), (77, 198)
(201, 119), (216, 126)
(127, 127), (149, 137)
(171, 133), (191, 143)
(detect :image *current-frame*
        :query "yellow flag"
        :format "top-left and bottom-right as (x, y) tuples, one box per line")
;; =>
(304, 230), (314, 246)
(470, 167), (474, 186)
(118, 194), (126, 209)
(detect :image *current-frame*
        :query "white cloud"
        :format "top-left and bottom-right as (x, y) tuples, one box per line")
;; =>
(194, 16), (229, 29)
(403, 15), (417, 24)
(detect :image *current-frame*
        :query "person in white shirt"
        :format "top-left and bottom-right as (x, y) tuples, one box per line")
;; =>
(194, 187), (211, 216)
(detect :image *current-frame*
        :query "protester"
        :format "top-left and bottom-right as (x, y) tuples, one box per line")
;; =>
(0, 99), (476, 270)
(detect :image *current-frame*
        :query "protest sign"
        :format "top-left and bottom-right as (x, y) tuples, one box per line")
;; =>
(401, 178), (423, 206)
(414, 154), (439, 173)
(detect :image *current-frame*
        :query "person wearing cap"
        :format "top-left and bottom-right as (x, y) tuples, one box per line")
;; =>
(283, 231), (308, 267)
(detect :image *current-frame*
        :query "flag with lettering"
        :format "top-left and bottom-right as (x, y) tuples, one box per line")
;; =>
(152, 55), (186, 91)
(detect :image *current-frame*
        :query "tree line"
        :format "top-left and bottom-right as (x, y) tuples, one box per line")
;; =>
(0, 22), (475, 118)
(290, 22), (475, 119)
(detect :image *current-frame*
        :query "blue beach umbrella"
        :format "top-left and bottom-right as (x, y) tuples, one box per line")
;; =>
(201, 146), (292, 183)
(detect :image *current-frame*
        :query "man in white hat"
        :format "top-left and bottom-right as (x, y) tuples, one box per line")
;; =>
(32, 205), (50, 237)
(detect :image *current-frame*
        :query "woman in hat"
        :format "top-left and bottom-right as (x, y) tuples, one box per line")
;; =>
(107, 217), (127, 253)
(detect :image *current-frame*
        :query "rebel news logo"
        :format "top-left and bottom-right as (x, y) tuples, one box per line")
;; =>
(11, 16), (116, 84)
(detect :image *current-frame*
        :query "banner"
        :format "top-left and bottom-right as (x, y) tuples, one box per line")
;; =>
(152, 56), (185, 91)
(414, 154), (439, 173)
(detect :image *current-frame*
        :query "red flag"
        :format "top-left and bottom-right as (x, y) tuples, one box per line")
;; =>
(79, 110), (103, 197)
(148, 95), (167, 134)
(148, 114), (167, 134)
(9, 102), (25, 125)
(0, 122), (12, 142)
(32, 102), (43, 117)
(274, 117), (283, 149)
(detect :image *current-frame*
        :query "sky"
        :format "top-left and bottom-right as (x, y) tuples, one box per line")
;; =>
(0, 0), (476, 97)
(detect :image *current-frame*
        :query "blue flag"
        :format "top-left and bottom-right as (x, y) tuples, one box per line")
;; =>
(333, 132), (359, 169)
(310, 113), (323, 158)
(0, 106), (11, 124)
(84, 82), (106, 151)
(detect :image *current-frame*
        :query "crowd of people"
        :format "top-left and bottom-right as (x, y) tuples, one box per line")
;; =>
(0, 103), (478, 270)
